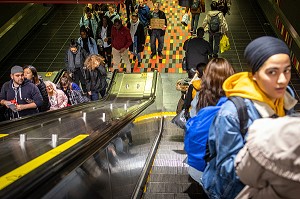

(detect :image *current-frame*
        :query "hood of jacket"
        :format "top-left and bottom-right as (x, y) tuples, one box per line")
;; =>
(207, 10), (222, 17)
(223, 72), (293, 116)
(247, 116), (300, 182)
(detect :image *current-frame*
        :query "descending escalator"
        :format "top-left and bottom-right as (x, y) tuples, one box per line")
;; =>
(141, 117), (208, 199)
(0, 71), (160, 199)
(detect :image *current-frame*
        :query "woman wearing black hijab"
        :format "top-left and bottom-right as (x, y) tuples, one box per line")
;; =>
(201, 36), (297, 199)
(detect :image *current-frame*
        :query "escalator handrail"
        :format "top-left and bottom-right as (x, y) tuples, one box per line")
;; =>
(132, 116), (164, 199)
(0, 70), (159, 199)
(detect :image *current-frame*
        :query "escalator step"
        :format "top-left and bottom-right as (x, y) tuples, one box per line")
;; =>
(152, 166), (188, 175)
(143, 193), (208, 199)
(146, 182), (206, 194)
(149, 173), (190, 183)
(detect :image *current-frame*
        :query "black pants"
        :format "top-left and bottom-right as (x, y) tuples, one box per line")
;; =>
(73, 68), (87, 93)
(99, 46), (112, 69)
(209, 32), (221, 56)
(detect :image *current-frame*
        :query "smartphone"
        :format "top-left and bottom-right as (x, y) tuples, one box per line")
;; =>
(7, 103), (17, 112)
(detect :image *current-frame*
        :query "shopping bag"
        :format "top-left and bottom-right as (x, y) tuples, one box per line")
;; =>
(181, 13), (189, 26)
(171, 109), (188, 129)
(220, 34), (230, 53)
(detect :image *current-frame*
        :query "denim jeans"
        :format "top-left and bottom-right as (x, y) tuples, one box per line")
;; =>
(90, 91), (99, 101)
(209, 32), (221, 56)
(132, 36), (141, 62)
(150, 29), (164, 54)
(191, 14), (200, 34)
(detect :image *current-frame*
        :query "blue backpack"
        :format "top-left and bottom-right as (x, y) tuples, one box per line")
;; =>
(184, 96), (248, 172)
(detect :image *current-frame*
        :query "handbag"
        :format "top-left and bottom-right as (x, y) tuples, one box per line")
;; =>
(171, 109), (189, 129)
(181, 13), (189, 26)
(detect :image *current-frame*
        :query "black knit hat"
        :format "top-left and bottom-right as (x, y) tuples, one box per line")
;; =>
(244, 36), (290, 74)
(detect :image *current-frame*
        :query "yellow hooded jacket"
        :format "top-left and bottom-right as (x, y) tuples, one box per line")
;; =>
(223, 72), (287, 116)
(191, 79), (201, 99)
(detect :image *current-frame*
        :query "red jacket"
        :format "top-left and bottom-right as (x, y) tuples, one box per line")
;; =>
(111, 25), (132, 50)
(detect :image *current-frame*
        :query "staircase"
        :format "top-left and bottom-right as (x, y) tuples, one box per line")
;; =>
(142, 118), (208, 199)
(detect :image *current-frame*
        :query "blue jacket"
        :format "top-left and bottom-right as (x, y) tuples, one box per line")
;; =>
(79, 14), (99, 39)
(77, 37), (98, 55)
(202, 97), (295, 199)
(136, 4), (150, 27)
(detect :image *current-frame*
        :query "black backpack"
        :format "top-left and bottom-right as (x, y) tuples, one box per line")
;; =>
(209, 13), (221, 33)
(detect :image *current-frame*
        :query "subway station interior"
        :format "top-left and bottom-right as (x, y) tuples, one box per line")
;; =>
(0, 0), (300, 198)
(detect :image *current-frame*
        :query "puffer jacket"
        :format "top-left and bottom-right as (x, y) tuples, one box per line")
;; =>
(202, 10), (228, 34)
(235, 116), (300, 199)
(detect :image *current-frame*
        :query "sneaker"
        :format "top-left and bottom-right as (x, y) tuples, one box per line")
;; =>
(190, 29), (194, 33)
(158, 52), (163, 57)
(150, 53), (156, 59)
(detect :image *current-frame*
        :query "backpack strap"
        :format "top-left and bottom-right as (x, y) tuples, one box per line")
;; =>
(206, 96), (249, 163)
(228, 96), (249, 139)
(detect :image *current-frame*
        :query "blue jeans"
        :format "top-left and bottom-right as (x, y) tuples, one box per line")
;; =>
(132, 36), (141, 62)
(191, 14), (200, 34)
(150, 29), (164, 54)
(90, 91), (99, 101)
(209, 32), (221, 55)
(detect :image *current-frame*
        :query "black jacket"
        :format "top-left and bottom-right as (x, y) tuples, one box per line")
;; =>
(183, 37), (212, 70)
(96, 20), (113, 46)
(86, 66), (107, 92)
(127, 22), (146, 53)
(37, 78), (50, 112)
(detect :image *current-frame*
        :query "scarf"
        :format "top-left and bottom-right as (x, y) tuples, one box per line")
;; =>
(130, 20), (140, 42)
(67, 47), (82, 70)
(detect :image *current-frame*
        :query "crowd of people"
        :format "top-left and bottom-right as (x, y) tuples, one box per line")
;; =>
(0, 53), (107, 120)
(74, 1), (167, 73)
(178, 35), (300, 199)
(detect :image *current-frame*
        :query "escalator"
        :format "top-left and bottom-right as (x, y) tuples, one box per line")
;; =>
(0, 71), (161, 199)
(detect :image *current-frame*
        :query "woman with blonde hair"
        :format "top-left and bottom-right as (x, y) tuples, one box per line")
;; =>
(84, 54), (108, 101)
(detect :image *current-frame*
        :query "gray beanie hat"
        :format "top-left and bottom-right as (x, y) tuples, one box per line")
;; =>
(244, 36), (290, 74)
(11, 65), (23, 74)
